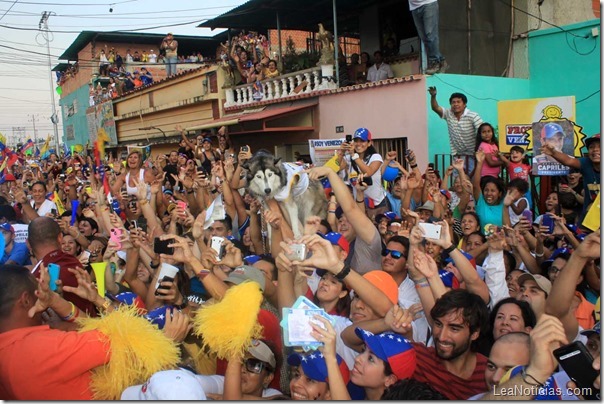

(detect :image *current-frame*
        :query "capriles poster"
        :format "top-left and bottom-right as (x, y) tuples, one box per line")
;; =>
(497, 96), (587, 157)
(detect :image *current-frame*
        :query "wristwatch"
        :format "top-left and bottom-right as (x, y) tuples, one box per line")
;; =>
(351, 153), (360, 161)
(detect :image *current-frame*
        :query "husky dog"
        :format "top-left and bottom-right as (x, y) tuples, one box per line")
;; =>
(243, 150), (327, 238)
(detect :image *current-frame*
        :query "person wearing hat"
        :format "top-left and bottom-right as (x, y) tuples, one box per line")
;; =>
(306, 165), (383, 274)
(534, 122), (569, 165)
(0, 222), (30, 266)
(161, 32), (178, 76)
(121, 368), (207, 400)
(287, 348), (350, 400)
(540, 132), (600, 220)
(339, 127), (388, 217)
(517, 272), (551, 320)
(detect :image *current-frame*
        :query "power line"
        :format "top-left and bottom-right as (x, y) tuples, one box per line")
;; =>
(0, 0), (136, 5)
(0, 4), (239, 17)
(0, 0), (19, 22)
(0, 18), (209, 34)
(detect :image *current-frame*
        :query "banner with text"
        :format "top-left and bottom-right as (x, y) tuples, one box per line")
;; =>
(308, 138), (345, 167)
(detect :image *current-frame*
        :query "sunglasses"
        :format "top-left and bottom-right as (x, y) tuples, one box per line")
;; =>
(381, 248), (405, 259)
(244, 358), (270, 374)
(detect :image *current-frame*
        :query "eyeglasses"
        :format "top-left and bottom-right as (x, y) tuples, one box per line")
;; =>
(381, 248), (405, 259)
(548, 266), (563, 274)
(244, 358), (270, 374)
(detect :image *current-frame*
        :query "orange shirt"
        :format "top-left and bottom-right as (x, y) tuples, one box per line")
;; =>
(575, 291), (595, 330)
(0, 326), (109, 400)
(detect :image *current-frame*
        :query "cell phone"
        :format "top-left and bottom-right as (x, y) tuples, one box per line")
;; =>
(521, 210), (533, 224)
(196, 166), (205, 173)
(80, 250), (91, 262)
(241, 146), (249, 152)
(47, 263), (60, 292)
(553, 341), (600, 400)
(177, 200), (187, 216)
(428, 163), (435, 170)
(154, 276), (174, 296)
(541, 214), (554, 234)
(137, 216), (148, 233)
(51, 208), (57, 217)
(360, 176), (373, 186)
(154, 237), (174, 255)
(129, 220), (138, 230)
(210, 236), (225, 261)
(285, 243), (307, 262)
(345, 134), (353, 143)
(418, 222), (442, 239)
(110, 228), (123, 250)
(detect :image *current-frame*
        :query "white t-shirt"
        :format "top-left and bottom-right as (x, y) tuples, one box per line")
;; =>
(408, 0), (438, 11)
(332, 315), (358, 369)
(31, 199), (57, 217)
(348, 153), (386, 205)
(195, 374), (282, 398)
(13, 223), (28, 243)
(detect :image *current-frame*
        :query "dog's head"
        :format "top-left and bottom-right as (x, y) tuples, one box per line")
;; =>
(243, 150), (285, 198)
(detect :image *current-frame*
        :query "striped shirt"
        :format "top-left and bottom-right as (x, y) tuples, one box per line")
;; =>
(440, 107), (483, 156)
(411, 343), (488, 400)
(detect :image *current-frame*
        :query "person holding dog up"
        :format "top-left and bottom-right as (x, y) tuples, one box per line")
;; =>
(340, 128), (388, 219)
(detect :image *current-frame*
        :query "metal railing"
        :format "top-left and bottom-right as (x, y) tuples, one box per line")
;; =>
(224, 66), (336, 108)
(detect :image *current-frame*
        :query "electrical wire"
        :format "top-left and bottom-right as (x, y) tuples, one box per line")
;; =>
(431, 74), (500, 102)
(0, 18), (209, 34)
(576, 90), (600, 104)
(0, 0), (136, 5)
(0, 0), (18, 22)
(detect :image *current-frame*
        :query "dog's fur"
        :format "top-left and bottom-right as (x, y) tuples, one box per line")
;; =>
(243, 150), (327, 238)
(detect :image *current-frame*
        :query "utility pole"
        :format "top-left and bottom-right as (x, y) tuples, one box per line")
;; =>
(28, 114), (38, 145)
(39, 11), (61, 154)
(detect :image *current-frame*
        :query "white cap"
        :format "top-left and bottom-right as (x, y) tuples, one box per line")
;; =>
(120, 369), (207, 400)
(116, 250), (127, 261)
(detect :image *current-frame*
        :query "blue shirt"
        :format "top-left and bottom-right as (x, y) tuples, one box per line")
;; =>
(0, 242), (31, 266)
(476, 194), (504, 228)
(578, 157), (600, 218)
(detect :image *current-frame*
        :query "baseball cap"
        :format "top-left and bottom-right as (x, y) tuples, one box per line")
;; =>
(518, 273), (552, 296)
(438, 269), (460, 289)
(353, 127), (372, 142)
(144, 305), (175, 329)
(580, 321), (600, 337)
(354, 328), (416, 380)
(202, 137), (212, 144)
(416, 201), (435, 212)
(287, 350), (350, 384)
(225, 265), (266, 291)
(321, 231), (350, 254)
(443, 250), (476, 269)
(121, 369), (206, 400)
(248, 339), (276, 369)
(376, 211), (399, 223)
(540, 247), (572, 272)
(109, 291), (146, 311)
(541, 123), (565, 140)
(0, 222), (14, 233)
(361, 271), (398, 305)
(243, 254), (262, 265)
(585, 133), (600, 149)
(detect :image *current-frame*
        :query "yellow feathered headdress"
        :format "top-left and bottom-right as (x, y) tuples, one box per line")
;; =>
(193, 281), (264, 360)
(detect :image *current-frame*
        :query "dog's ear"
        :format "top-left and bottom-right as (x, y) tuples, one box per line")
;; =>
(273, 157), (281, 165)
(240, 161), (249, 171)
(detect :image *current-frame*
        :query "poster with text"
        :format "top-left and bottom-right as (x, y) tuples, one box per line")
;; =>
(531, 120), (574, 176)
(308, 138), (345, 167)
(497, 96), (585, 156)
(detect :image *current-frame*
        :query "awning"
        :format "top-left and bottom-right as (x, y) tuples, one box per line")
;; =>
(185, 103), (317, 132)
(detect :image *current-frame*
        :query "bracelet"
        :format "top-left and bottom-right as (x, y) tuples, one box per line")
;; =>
(355, 199), (364, 203)
(328, 210), (336, 214)
(521, 367), (545, 387)
(61, 302), (79, 322)
(100, 298), (112, 313)
(335, 264), (351, 281)
(415, 282), (430, 289)
(149, 261), (160, 269)
(410, 164), (418, 168)
(139, 199), (149, 206)
(443, 244), (456, 255)
(413, 277), (428, 285)
(535, 251), (544, 257)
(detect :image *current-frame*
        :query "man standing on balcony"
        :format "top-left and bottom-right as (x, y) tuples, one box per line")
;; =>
(366, 51), (394, 82)
(161, 33), (178, 77)
(409, 0), (448, 74)
(428, 86), (483, 173)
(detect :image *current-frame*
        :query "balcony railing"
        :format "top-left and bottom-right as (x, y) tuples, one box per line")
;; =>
(224, 66), (337, 108)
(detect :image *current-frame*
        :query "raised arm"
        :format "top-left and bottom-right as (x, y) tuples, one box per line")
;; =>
(541, 143), (581, 169)
(428, 86), (444, 117)
(472, 150), (485, 201)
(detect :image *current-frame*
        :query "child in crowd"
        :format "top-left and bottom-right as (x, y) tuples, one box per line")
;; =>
(475, 123), (503, 177)
(499, 145), (531, 181)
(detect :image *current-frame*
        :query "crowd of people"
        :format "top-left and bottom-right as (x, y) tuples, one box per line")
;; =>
(0, 96), (600, 399)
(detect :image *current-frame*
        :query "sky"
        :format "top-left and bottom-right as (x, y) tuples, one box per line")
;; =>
(0, 0), (247, 147)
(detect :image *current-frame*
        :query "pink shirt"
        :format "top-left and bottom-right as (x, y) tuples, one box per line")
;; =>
(478, 142), (501, 177)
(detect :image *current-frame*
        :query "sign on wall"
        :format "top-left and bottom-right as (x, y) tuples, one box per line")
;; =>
(497, 96), (586, 156)
(308, 138), (345, 167)
(86, 100), (118, 146)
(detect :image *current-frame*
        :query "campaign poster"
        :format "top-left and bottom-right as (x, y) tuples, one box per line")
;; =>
(308, 138), (345, 167)
(531, 120), (574, 176)
(497, 96), (586, 156)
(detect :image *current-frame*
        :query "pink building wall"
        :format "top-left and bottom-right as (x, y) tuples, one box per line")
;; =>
(317, 77), (430, 169)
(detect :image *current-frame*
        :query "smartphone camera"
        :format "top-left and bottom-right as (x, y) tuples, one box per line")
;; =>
(241, 146), (249, 152)
(210, 236), (225, 260)
(285, 243), (307, 262)
(345, 134), (353, 143)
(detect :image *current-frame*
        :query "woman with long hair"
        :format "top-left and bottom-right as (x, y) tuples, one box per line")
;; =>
(111, 150), (155, 198)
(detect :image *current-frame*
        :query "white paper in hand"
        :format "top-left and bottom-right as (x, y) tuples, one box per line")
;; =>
(204, 193), (226, 229)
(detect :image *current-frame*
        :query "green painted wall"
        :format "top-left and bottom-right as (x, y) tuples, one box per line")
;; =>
(425, 74), (530, 160)
(425, 19), (600, 160)
(528, 19), (600, 140)
(59, 84), (91, 148)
